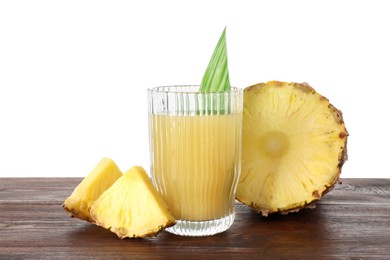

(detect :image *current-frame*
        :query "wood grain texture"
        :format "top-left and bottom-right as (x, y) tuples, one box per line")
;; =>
(0, 178), (389, 259)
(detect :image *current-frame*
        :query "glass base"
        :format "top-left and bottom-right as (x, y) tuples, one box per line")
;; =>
(166, 213), (235, 237)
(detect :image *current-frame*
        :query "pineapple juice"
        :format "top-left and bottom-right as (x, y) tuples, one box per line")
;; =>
(151, 113), (241, 221)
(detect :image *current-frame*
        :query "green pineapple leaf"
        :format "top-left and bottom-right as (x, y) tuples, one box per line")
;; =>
(200, 27), (230, 92)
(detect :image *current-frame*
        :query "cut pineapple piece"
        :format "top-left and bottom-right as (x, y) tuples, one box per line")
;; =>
(89, 166), (176, 238)
(63, 158), (122, 222)
(237, 81), (348, 216)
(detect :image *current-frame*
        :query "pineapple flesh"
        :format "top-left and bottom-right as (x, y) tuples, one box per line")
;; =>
(237, 81), (348, 216)
(89, 166), (176, 238)
(63, 157), (123, 222)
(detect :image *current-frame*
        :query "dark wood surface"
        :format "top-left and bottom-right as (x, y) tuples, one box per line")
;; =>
(0, 178), (389, 259)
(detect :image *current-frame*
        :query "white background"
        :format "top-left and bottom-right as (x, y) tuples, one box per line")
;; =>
(0, 0), (389, 178)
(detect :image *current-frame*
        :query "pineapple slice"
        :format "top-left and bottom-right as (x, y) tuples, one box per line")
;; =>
(63, 158), (122, 222)
(89, 166), (176, 238)
(237, 81), (348, 216)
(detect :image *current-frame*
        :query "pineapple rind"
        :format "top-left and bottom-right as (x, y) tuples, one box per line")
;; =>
(63, 157), (123, 222)
(89, 166), (176, 239)
(237, 81), (348, 216)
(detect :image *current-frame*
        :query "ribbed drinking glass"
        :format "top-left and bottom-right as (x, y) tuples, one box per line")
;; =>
(148, 86), (243, 236)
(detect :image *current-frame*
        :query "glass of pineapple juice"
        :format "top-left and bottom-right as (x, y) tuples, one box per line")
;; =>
(148, 85), (243, 236)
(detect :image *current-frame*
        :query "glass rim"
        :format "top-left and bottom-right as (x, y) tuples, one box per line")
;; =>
(147, 85), (242, 94)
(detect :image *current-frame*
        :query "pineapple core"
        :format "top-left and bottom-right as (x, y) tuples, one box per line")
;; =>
(237, 81), (348, 216)
(89, 166), (176, 238)
(63, 158), (123, 222)
(260, 130), (290, 158)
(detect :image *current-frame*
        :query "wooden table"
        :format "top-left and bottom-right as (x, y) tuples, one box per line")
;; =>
(0, 178), (389, 259)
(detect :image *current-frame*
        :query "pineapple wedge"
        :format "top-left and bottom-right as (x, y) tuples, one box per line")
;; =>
(237, 81), (348, 216)
(89, 166), (176, 238)
(63, 158), (122, 222)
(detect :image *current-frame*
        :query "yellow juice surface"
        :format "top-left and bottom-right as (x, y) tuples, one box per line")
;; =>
(151, 113), (241, 221)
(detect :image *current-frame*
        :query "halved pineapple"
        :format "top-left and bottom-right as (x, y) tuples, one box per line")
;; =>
(89, 166), (176, 238)
(237, 81), (348, 216)
(63, 158), (122, 222)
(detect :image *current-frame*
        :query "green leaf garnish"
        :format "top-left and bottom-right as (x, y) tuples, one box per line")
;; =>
(200, 27), (230, 92)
